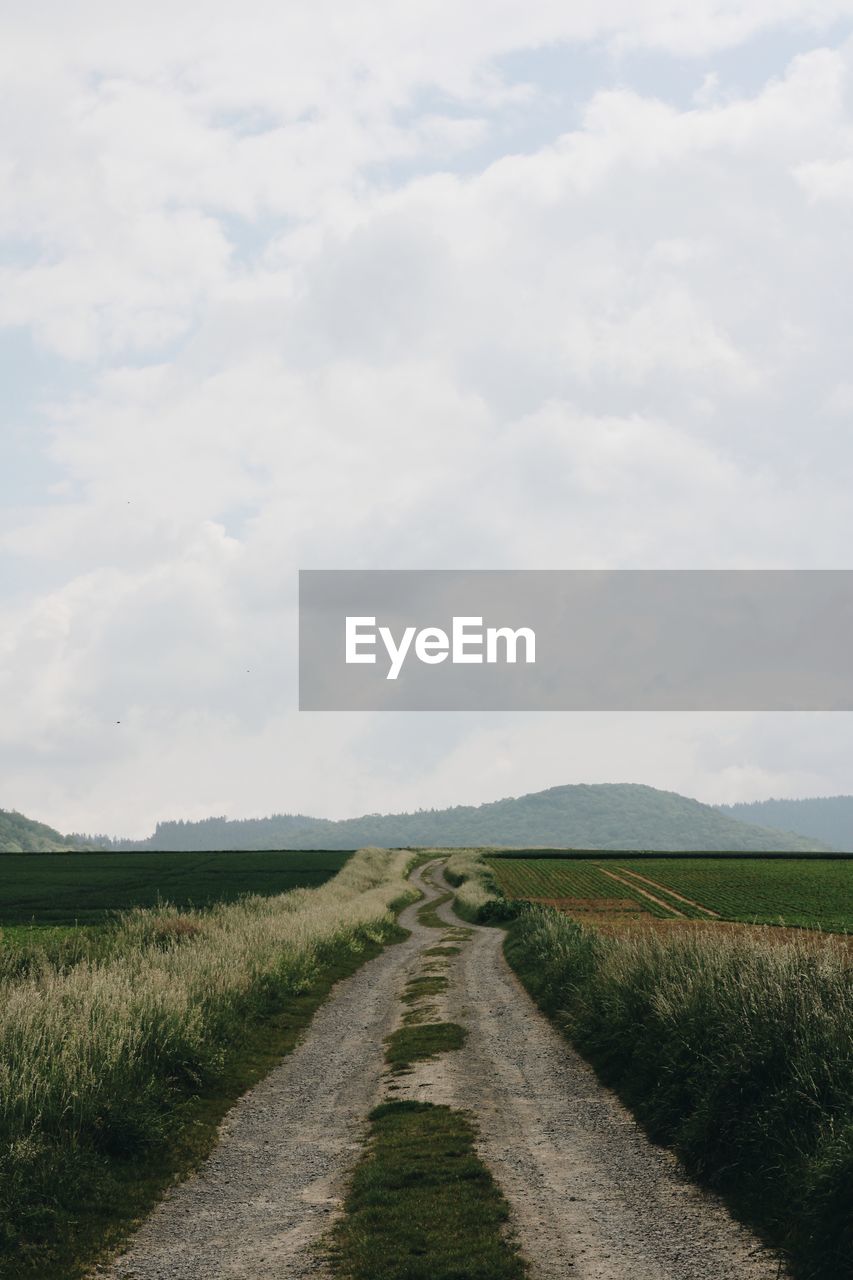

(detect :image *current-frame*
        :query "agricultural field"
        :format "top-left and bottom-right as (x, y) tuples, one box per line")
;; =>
(489, 855), (853, 932)
(624, 858), (852, 931)
(486, 857), (675, 919)
(0, 849), (351, 926)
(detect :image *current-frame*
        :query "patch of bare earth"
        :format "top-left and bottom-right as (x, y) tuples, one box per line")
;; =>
(525, 893), (850, 951)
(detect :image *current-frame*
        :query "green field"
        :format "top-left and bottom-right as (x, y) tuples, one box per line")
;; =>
(626, 858), (852, 930)
(0, 850), (351, 925)
(489, 855), (853, 931)
(487, 858), (667, 915)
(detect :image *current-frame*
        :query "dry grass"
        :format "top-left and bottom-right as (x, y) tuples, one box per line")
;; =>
(443, 850), (515, 922)
(0, 847), (416, 1271)
(507, 905), (853, 1280)
(597, 917), (853, 953)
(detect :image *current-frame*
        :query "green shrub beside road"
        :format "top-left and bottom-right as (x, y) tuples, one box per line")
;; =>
(444, 850), (517, 923)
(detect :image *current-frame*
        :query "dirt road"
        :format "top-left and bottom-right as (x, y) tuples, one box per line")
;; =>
(99, 861), (786, 1280)
(398, 874), (784, 1280)
(99, 868), (438, 1280)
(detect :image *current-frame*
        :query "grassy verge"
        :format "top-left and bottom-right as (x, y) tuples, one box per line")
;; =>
(328, 1101), (525, 1280)
(0, 848), (417, 1280)
(12, 926), (404, 1280)
(444, 851), (517, 923)
(385, 1022), (466, 1072)
(505, 905), (853, 1280)
(401, 973), (448, 1004)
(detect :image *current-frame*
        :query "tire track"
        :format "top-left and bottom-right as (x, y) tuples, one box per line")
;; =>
(598, 866), (686, 918)
(614, 866), (720, 917)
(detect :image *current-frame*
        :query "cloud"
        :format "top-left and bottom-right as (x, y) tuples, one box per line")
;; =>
(3, 10), (853, 831)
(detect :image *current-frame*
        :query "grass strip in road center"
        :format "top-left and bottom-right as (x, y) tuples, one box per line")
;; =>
(327, 1100), (525, 1280)
(401, 973), (448, 1003)
(401, 1002), (440, 1026)
(385, 1021), (466, 1072)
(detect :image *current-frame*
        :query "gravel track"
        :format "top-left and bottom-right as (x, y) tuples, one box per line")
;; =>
(96, 861), (788, 1280)
(408, 876), (787, 1280)
(96, 866), (442, 1280)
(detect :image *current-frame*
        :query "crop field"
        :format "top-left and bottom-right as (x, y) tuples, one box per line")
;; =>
(626, 857), (852, 930)
(0, 849), (351, 925)
(485, 858), (675, 919)
(489, 855), (853, 932)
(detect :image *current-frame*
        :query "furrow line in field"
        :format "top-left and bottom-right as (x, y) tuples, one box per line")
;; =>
(597, 866), (686, 918)
(616, 867), (720, 917)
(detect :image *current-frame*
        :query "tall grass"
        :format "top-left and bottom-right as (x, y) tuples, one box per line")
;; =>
(0, 847), (416, 1269)
(506, 907), (853, 1280)
(443, 850), (516, 922)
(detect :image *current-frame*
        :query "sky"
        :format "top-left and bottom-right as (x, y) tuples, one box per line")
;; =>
(3, 2), (853, 837)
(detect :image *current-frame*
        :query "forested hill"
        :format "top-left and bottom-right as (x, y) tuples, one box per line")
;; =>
(717, 796), (853, 852)
(0, 809), (85, 852)
(96, 784), (828, 852)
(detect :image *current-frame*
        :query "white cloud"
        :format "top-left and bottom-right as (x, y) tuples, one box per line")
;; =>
(3, 8), (853, 832)
(796, 156), (853, 202)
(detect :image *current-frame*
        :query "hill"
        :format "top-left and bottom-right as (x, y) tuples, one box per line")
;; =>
(97, 784), (828, 852)
(0, 809), (85, 853)
(717, 796), (853, 852)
